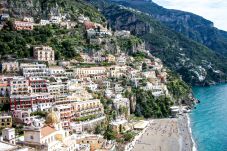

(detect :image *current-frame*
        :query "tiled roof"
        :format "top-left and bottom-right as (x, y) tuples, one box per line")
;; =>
(41, 126), (56, 138)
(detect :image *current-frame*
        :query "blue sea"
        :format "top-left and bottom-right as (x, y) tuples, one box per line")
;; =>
(190, 84), (227, 151)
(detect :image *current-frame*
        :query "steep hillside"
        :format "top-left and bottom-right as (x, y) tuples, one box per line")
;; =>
(0, 0), (105, 23)
(110, 0), (227, 56)
(88, 0), (227, 85)
(0, 0), (107, 60)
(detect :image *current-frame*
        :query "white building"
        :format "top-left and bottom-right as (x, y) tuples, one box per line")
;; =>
(20, 63), (49, 78)
(74, 67), (107, 78)
(1, 61), (19, 73)
(40, 19), (50, 26)
(50, 16), (62, 24)
(9, 77), (32, 95)
(78, 15), (90, 23)
(2, 128), (16, 145)
(23, 111), (78, 151)
(113, 94), (130, 117)
(49, 66), (65, 76)
(116, 54), (127, 66)
(23, 17), (34, 23)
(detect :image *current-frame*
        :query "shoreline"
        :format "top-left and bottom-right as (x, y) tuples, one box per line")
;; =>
(132, 118), (180, 151)
(178, 113), (197, 151)
(186, 114), (197, 151)
(129, 115), (197, 151)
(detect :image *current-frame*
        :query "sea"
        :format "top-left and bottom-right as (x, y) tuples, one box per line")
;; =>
(190, 84), (227, 151)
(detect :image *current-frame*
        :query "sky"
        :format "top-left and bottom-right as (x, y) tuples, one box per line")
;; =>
(152, 0), (227, 31)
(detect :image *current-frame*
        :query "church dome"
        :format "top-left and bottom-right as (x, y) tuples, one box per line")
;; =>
(46, 110), (59, 125)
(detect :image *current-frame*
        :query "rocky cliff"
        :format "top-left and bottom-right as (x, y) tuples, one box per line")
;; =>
(111, 0), (227, 57)
(88, 0), (227, 85)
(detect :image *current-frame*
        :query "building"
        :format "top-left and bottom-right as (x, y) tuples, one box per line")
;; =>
(1, 61), (19, 73)
(113, 94), (130, 117)
(116, 54), (127, 66)
(2, 128), (16, 144)
(33, 46), (55, 63)
(28, 77), (48, 93)
(23, 110), (78, 151)
(10, 95), (36, 111)
(108, 65), (127, 78)
(107, 54), (116, 63)
(0, 115), (12, 129)
(14, 21), (33, 30)
(50, 16), (62, 24)
(110, 119), (129, 133)
(13, 110), (31, 124)
(84, 21), (96, 30)
(40, 19), (50, 26)
(72, 99), (104, 118)
(60, 21), (77, 29)
(0, 13), (10, 20)
(32, 93), (55, 112)
(54, 105), (73, 129)
(78, 15), (90, 23)
(9, 77), (32, 95)
(23, 17), (34, 23)
(20, 63), (49, 78)
(0, 78), (10, 97)
(74, 67), (107, 78)
(48, 66), (65, 77)
(77, 134), (116, 151)
(70, 116), (105, 133)
(47, 82), (68, 98)
(80, 53), (94, 63)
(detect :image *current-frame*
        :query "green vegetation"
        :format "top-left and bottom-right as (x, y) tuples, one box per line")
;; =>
(117, 36), (142, 55)
(31, 111), (47, 117)
(122, 131), (136, 142)
(104, 125), (117, 140)
(0, 103), (10, 112)
(133, 89), (173, 118)
(96, 2), (227, 85)
(74, 114), (97, 122)
(7, 0), (105, 23)
(167, 72), (191, 100)
(113, 0), (227, 57)
(0, 24), (86, 60)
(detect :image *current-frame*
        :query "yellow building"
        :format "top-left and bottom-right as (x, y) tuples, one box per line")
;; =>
(33, 46), (55, 63)
(107, 54), (116, 63)
(0, 115), (12, 129)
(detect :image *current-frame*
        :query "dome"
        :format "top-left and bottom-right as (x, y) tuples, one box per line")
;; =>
(46, 110), (59, 125)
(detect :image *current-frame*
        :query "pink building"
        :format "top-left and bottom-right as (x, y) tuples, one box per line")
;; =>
(14, 21), (33, 30)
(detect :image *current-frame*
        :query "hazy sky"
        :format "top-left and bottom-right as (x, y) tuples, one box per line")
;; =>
(153, 0), (227, 31)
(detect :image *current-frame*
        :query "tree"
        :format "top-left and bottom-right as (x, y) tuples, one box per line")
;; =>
(104, 125), (117, 140)
(142, 62), (147, 71)
(123, 132), (135, 142)
(94, 125), (102, 134)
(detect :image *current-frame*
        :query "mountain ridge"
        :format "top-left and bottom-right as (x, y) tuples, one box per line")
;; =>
(110, 0), (227, 56)
(87, 0), (227, 85)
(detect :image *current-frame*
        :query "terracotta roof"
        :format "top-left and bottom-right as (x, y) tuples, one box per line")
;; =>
(84, 21), (95, 30)
(0, 83), (7, 87)
(41, 126), (56, 138)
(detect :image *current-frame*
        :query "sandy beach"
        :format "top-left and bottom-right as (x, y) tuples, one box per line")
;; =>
(178, 114), (194, 151)
(132, 116), (193, 151)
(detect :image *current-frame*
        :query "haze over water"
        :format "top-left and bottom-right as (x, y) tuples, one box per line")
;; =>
(191, 84), (227, 151)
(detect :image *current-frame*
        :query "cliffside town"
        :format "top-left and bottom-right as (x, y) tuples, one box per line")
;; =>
(0, 1), (194, 151)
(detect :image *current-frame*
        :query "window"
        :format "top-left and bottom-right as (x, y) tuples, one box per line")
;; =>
(30, 135), (34, 139)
